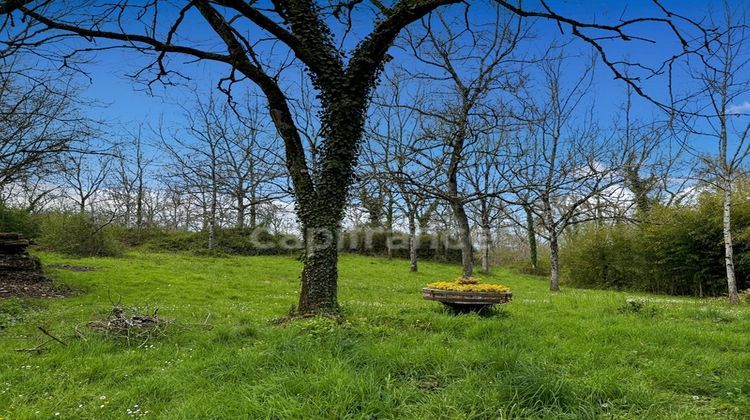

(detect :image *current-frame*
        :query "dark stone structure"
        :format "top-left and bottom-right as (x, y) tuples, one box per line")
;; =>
(0, 232), (45, 281)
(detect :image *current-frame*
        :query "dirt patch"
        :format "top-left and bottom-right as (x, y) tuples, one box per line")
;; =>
(0, 273), (72, 299)
(46, 264), (98, 272)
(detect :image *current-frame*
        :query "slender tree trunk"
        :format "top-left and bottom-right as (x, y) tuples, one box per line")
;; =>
(135, 178), (144, 238)
(208, 182), (217, 251)
(723, 183), (740, 304)
(549, 233), (560, 292)
(386, 234), (393, 259)
(408, 210), (418, 272)
(208, 219), (215, 250)
(481, 223), (491, 274)
(249, 203), (257, 230)
(135, 136), (145, 234)
(249, 187), (258, 230)
(236, 195), (245, 230)
(184, 203), (191, 231)
(451, 201), (473, 277)
(525, 205), (538, 271)
(123, 202), (132, 228)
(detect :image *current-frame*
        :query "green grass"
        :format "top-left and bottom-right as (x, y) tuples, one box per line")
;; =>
(1, 252), (749, 419)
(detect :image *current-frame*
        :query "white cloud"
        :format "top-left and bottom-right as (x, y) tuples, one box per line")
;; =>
(727, 101), (750, 115)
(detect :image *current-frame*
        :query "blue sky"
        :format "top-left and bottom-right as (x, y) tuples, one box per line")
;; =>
(68, 0), (747, 157)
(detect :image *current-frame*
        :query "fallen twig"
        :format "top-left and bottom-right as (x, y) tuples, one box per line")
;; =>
(37, 326), (66, 346)
(15, 339), (53, 353)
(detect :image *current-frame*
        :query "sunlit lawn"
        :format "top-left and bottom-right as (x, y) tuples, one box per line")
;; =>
(1, 251), (749, 418)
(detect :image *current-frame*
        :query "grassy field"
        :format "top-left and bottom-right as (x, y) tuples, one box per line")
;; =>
(1, 252), (749, 419)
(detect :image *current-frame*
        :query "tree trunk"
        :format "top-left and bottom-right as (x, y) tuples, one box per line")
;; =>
(451, 201), (473, 277)
(249, 187), (258, 230)
(298, 224), (340, 314)
(723, 184), (740, 304)
(481, 223), (491, 274)
(208, 184), (217, 251)
(525, 205), (538, 271)
(207, 219), (215, 250)
(386, 197), (394, 259)
(290, 87), (369, 315)
(549, 234), (560, 292)
(408, 210), (418, 272)
(136, 178), (144, 232)
(249, 203), (257, 230)
(236, 195), (245, 230)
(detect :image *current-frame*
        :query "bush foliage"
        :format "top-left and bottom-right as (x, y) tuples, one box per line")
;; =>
(561, 188), (750, 297)
(0, 204), (40, 238)
(140, 228), (301, 256)
(339, 230), (464, 263)
(37, 212), (123, 257)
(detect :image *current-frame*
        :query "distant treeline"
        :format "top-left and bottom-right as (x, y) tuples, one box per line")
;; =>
(0, 207), (464, 263)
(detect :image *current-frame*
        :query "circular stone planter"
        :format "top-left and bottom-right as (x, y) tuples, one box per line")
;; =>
(421, 287), (512, 313)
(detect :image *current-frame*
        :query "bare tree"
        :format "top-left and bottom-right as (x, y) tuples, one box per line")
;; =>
(364, 72), (432, 271)
(59, 153), (111, 214)
(111, 127), (154, 234)
(466, 132), (512, 274)
(214, 97), (286, 230)
(677, 2), (750, 304)
(0, 170), (60, 212)
(392, 11), (525, 277)
(1, 0), (707, 314)
(508, 54), (623, 291)
(0, 58), (93, 189)
(612, 85), (689, 220)
(161, 95), (228, 250)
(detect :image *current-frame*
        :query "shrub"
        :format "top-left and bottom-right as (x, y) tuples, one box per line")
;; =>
(109, 225), (172, 247)
(0, 205), (40, 238)
(560, 186), (750, 297)
(560, 223), (645, 290)
(617, 299), (658, 317)
(140, 227), (301, 256)
(37, 212), (123, 257)
(339, 230), (464, 263)
(492, 241), (551, 276)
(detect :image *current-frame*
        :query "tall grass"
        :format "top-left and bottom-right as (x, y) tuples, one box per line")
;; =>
(0, 252), (748, 418)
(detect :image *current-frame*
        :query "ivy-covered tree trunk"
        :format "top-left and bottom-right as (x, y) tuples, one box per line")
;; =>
(298, 222), (340, 314)
(294, 89), (370, 314)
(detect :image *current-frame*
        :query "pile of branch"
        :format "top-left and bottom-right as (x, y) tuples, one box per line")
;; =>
(88, 307), (172, 347)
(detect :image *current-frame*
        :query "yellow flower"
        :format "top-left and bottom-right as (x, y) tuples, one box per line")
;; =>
(426, 281), (510, 293)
